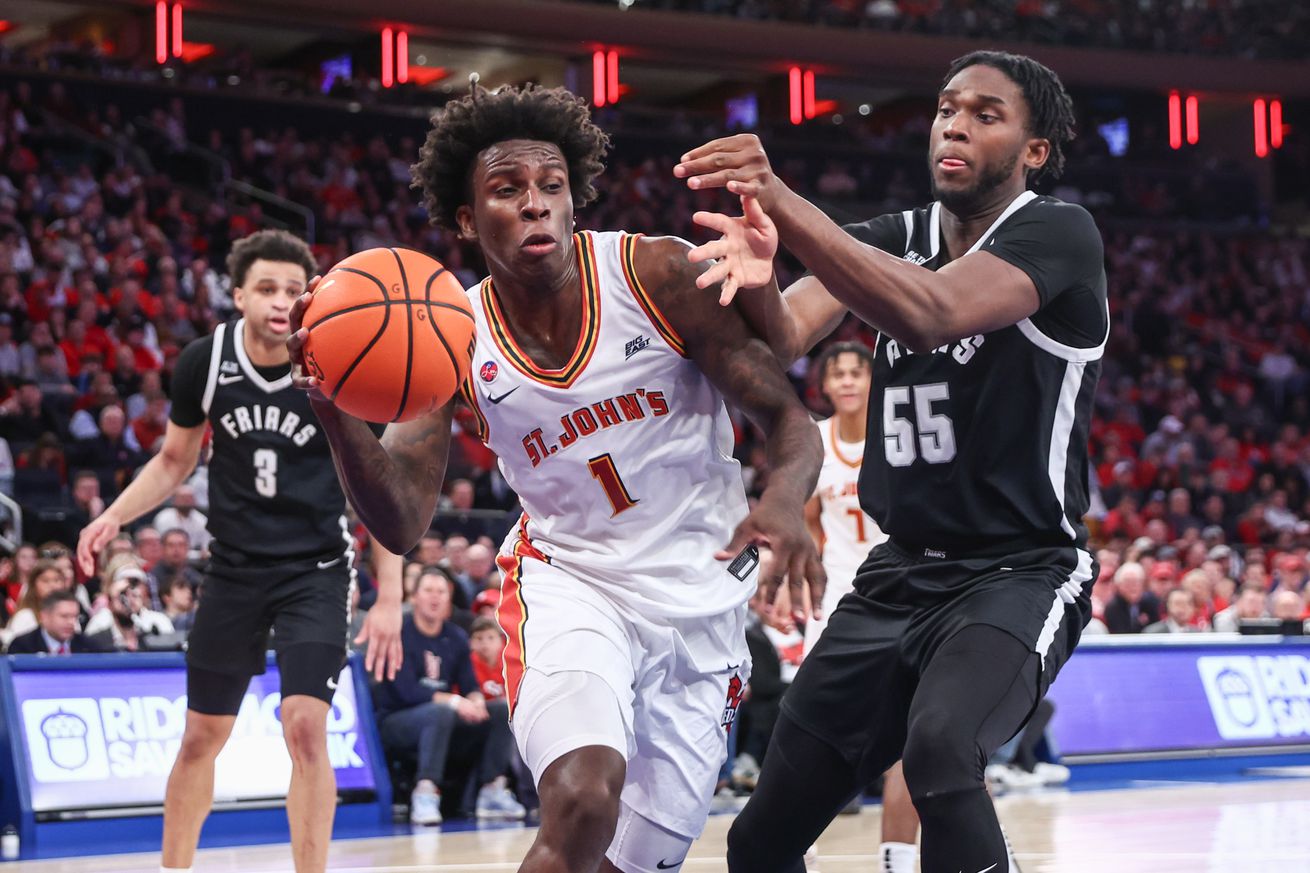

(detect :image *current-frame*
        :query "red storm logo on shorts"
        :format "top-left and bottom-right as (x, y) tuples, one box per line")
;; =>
(480, 361), (499, 382)
(721, 673), (745, 728)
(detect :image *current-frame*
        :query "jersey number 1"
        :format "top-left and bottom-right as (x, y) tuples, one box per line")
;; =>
(883, 383), (957, 466)
(254, 448), (278, 498)
(588, 453), (638, 517)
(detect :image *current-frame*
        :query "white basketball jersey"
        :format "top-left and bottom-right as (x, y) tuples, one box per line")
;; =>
(460, 230), (752, 620)
(815, 416), (886, 587)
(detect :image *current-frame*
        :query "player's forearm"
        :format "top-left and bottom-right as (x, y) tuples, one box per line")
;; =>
(370, 539), (404, 604)
(771, 188), (945, 352)
(312, 400), (443, 554)
(735, 274), (803, 366)
(757, 406), (823, 511)
(101, 452), (195, 527)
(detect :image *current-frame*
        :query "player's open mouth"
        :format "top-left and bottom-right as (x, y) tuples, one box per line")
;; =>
(521, 233), (558, 256)
(269, 317), (290, 331)
(937, 155), (969, 173)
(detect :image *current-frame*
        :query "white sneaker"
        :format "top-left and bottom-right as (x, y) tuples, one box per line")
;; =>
(476, 776), (527, 820)
(410, 786), (442, 825)
(985, 764), (1044, 791)
(709, 786), (740, 815)
(1033, 761), (1071, 785)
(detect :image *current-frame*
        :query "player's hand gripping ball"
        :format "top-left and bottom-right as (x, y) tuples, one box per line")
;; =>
(302, 248), (475, 423)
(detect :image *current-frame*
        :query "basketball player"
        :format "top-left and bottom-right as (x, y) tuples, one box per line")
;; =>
(676, 51), (1104, 873)
(77, 230), (404, 873)
(287, 84), (825, 873)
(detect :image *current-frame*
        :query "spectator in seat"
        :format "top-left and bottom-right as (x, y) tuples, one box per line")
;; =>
(2, 558), (67, 646)
(468, 615), (506, 701)
(133, 525), (163, 570)
(153, 485), (210, 557)
(374, 568), (521, 825)
(1212, 584), (1269, 633)
(412, 533), (445, 567)
(453, 543), (498, 609)
(1143, 589), (1199, 634)
(159, 573), (196, 632)
(148, 528), (203, 606)
(69, 404), (142, 496)
(85, 568), (173, 650)
(434, 479), (490, 542)
(1104, 562), (1161, 634)
(6, 589), (104, 653)
(0, 378), (63, 452)
(0, 313), (20, 377)
(1271, 590), (1305, 623)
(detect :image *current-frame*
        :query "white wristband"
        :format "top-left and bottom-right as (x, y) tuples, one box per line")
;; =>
(447, 695), (462, 711)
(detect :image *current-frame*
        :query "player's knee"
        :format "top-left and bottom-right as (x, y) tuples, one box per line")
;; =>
(726, 814), (775, 873)
(901, 707), (984, 800)
(176, 714), (232, 763)
(541, 753), (623, 841)
(280, 698), (329, 765)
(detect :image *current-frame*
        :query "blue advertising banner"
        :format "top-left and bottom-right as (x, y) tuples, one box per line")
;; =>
(1048, 638), (1310, 758)
(8, 658), (377, 813)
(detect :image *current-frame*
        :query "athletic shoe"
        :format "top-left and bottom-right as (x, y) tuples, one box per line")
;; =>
(803, 843), (819, 872)
(732, 753), (761, 791)
(410, 786), (442, 826)
(476, 776), (527, 820)
(985, 764), (1044, 791)
(1033, 762), (1071, 785)
(709, 786), (740, 815)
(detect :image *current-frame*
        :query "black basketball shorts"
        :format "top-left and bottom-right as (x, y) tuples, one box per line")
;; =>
(781, 538), (1096, 783)
(185, 552), (352, 714)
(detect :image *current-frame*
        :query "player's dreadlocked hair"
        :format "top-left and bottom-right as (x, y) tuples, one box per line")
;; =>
(943, 51), (1076, 185)
(411, 82), (611, 230)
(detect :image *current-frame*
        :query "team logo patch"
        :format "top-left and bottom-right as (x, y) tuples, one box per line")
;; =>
(480, 361), (499, 383)
(721, 673), (746, 728)
(624, 335), (650, 360)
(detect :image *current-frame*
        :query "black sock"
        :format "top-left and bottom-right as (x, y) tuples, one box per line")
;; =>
(916, 787), (1007, 873)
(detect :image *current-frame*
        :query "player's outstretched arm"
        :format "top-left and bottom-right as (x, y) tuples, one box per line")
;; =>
(633, 235), (827, 614)
(677, 134), (1042, 352)
(289, 287), (455, 555)
(76, 421), (204, 575)
(355, 536), (405, 681)
(686, 195), (848, 365)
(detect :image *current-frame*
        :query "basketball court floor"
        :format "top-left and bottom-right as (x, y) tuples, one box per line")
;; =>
(11, 774), (1310, 872)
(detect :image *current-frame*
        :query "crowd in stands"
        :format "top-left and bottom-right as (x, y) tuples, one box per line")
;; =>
(0, 68), (1308, 816)
(573, 0), (1310, 60)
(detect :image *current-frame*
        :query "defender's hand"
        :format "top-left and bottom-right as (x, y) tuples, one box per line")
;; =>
(288, 276), (329, 402)
(675, 134), (785, 211)
(718, 497), (826, 622)
(354, 598), (404, 682)
(76, 512), (121, 576)
(687, 195), (778, 306)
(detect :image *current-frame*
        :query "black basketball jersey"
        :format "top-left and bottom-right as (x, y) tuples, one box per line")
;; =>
(170, 319), (353, 564)
(843, 191), (1107, 554)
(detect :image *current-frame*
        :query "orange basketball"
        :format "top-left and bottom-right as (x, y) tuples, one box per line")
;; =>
(302, 247), (475, 423)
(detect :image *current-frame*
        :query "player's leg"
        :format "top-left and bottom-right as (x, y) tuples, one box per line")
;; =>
(900, 624), (1041, 873)
(728, 568), (915, 873)
(878, 761), (918, 873)
(278, 693), (334, 873)
(271, 563), (351, 873)
(160, 667), (246, 871)
(516, 671), (630, 873)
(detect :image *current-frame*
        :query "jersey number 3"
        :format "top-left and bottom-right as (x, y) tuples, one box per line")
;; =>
(883, 383), (956, 466)
(254, 448), (279, 498)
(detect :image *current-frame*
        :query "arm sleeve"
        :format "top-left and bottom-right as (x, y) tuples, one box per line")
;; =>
(985, 201), (1104, 308)
(168, 336), (213, 428)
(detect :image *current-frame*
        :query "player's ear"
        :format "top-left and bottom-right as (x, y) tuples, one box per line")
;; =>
(455, 205), (478, 242)
(1024, 137), (1050, 176)
(231, 284), (247, 314)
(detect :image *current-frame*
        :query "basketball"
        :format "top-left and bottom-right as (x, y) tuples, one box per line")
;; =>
(301, 248), (475, 423)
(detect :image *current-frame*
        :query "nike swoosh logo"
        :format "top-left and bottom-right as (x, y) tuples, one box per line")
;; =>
(317, 557), (342, 569)
(656, 860), (685, 870)
(326, 677), (338, 690)
(487, 387), (519, 405)
(961, 864), (998, 873)
(218, 374), (244, 385)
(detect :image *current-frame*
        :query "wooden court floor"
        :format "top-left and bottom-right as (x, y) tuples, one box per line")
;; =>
(14, 778), (1310, 872)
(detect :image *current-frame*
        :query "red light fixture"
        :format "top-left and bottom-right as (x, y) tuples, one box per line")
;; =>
(381, 27), (393, 88)
(172, 2), (182, 58)
(789, 67), (803, 125)
(1254, 98), (1268, 158)
(789, 67), (821, 125)
(593, 51), (606, 107)
(1270, 99), (1283, 150)
(803, 70), (815, 121)
(1185, 95), (1198, 145)
(592, 50), (620, 107)
(1167, 91), (1182, 150)
(396, 30), (408, 84)
(155, 1), (168, 63)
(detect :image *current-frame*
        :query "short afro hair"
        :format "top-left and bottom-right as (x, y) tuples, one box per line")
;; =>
(411, 83), (611, 230)
(942, 51), (1076, 185)
(226, 229), (317, 288)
